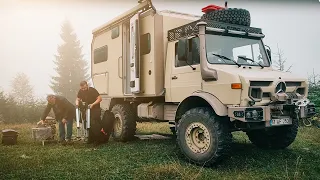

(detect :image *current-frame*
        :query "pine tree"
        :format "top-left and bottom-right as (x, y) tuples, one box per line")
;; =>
(50, 20), (90, 103)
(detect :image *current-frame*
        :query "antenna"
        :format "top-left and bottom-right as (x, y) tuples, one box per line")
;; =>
(225, 1), (228, 8)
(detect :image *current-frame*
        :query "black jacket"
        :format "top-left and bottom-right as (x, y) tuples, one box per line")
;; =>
(41, 95), (76, 121)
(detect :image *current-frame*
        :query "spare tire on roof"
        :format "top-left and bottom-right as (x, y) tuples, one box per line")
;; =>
(201, 8), (251, 27)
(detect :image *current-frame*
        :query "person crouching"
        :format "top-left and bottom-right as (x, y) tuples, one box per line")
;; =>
(38, 94), (76, 145)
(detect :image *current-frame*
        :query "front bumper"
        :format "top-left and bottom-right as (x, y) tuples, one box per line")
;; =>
(227, 99), (316, 127)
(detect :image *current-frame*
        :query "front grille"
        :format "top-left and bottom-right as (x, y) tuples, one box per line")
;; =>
(251, 89), (260, 99)
(262, 93), (270, 98)
(285, 81), (302, 87)
(275, 82), (286, 93)
(250, 81), (272, 87)
(296, 88), (305, 95)
(249, 87), (262, 100)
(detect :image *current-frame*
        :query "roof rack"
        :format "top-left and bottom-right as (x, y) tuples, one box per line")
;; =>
(167, 19), (264, 42)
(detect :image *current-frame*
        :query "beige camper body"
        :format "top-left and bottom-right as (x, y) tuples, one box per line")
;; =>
(91, 1), (199, 99)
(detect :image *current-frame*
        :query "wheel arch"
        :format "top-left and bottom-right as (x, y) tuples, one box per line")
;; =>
(100, 96), (126, 111)
(175, 91), (228, 122)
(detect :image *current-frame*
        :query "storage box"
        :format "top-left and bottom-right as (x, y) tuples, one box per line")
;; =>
(1, 129), (18, 145)
(32, 127), (53, 141)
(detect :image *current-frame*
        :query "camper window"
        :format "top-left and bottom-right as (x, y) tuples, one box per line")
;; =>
(111, 26), (119, 39)
(94, 45), (108, 64)
(140, 33), (151, 56)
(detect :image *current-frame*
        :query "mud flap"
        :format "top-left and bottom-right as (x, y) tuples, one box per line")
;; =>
(129, 13), (140, 94)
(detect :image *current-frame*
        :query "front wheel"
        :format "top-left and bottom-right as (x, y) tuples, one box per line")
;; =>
(176, 107), (232, 166)
(246, 118), (299, 149)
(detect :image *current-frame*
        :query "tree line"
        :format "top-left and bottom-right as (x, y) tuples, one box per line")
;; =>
(0, 20), (90, 123)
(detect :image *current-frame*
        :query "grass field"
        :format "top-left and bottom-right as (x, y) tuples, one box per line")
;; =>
(0, 122), (320, 180)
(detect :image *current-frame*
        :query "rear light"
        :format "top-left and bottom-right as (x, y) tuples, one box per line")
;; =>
(202, 4), (224, 13)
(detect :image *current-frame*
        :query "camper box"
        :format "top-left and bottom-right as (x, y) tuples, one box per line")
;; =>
(91, 1), (199, 98)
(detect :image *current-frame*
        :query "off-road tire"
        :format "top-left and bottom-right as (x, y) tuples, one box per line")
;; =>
(111, 104), (137, 142)
(176, 107), (232, 166)
(202, 8), (251, 27)
(246, 119), (299, 149)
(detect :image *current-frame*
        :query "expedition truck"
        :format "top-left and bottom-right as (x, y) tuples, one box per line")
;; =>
(91, 0), (316, 166)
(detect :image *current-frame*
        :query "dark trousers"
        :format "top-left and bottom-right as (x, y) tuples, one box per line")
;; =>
(88, 108), (110, 144)
(58, 118), (73, 141)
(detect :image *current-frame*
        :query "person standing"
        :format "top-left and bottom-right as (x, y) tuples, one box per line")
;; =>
(39, 94), (75, 145)
(76, 81), (109, 144)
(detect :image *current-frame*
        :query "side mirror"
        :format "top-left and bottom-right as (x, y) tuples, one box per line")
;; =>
(178, 38), (189, 62)
(266, 49), (271, 61)
(265, 45), (271, 61)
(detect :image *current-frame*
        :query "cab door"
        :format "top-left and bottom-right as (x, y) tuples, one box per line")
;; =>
(170, 37), (201, 102)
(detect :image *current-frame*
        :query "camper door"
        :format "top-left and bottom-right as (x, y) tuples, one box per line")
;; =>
(129, 13), (140, 94)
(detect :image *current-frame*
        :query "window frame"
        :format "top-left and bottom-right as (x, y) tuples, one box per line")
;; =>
(174, 37), (200, 68)
(93, 45), (108, 64)
(140, 33), (151, 56)
(111, 26), (119, 39)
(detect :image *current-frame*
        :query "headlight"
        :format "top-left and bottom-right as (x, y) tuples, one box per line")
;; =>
(245, 108), (263, 121)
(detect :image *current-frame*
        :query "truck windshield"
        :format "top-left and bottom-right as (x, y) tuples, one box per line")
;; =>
(205, 34), (270, 67)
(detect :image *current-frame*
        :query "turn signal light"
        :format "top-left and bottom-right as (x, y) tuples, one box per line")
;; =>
(231, 83), (242, 89)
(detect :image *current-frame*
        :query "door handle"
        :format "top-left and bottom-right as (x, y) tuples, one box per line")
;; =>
(172, 76), (178, 80)
(118, 56), (122, 79)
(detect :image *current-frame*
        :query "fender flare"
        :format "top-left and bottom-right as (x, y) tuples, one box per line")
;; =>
(175, 91), (228, 120)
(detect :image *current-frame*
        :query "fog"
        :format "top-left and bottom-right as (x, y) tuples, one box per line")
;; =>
(1, 0), (320, 98)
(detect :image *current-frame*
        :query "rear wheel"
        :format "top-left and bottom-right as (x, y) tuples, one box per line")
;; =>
(246, 119), (299, 149)
(176, 107), (232, 166)
(111, 104), (137, 142)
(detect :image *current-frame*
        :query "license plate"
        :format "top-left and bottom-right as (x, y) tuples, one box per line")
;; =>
(270, 118), (291, 126)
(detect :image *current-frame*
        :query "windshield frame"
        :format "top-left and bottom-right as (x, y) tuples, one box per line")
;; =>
(205, 31), (271, 67)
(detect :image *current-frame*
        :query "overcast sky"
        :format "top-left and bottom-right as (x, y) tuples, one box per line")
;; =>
(0, 0), (320, 98)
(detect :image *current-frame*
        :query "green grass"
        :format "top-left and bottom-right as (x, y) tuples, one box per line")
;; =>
(1, 122), (320, 180)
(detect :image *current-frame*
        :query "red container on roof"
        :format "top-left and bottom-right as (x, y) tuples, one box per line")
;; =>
(202, 4), (225, 13)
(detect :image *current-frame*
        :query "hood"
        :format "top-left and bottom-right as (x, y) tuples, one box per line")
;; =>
(216, 65), (307, 83)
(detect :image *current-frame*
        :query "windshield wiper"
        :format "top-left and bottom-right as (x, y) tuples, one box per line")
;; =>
(212, 53), (241, 67)
(238, 56), (264, 69)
